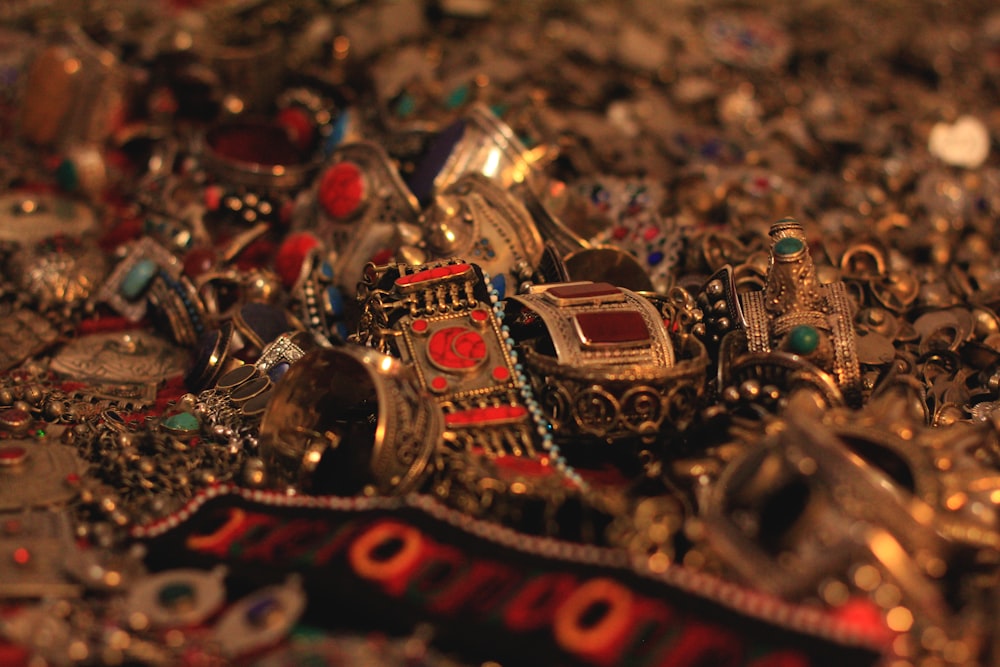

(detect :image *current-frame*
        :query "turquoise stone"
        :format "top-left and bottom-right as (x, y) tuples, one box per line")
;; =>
(788, 325), (820, 354)
(394, 92), (416, 118)
(774, 237), (804, 256)
(162, 411), (200, 434)
(119, 259), (159, 300)
(444, 83), (470, 110)
(55, 159), (79, 192)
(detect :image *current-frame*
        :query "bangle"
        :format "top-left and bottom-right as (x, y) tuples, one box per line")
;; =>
(508, 281), (708, 443)
(258, 345), (441, 496)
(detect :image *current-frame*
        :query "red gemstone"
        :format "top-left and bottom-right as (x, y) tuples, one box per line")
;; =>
(370, 248), (395, 266)
(279, 199), (296, 225)
(430, 376), (449, 392)
(206, 121), (304, 167)
(469, 308), (490, 323)
(0, 446), (27, 466)
(491, 366), (510, 381)
(276, 106), (315, 152)
(428, 327), (487, 370)
(182, 246), (217, 279)
(546, 282), (620, 300)
(275, 232), (320, 289)
(574, 311), (651, 346)
(411, 319), (429, 334)
(445, 405), (528, 428)
(204, 184), (223, 210)
(395, 263), (472, 288)
(318, 162), (365, 220)
(430, 266), (452, 279)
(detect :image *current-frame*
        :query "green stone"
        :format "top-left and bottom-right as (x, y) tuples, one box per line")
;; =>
(55, 159), (79, 192)
(444, 83), (470, 110)
(394, 92), (416, 118)
(774, 237), (804, 256)
(162, 411), (200, 434)
(119, 259), (158, 300)
(788, 325), (820, 355)
(157, 582), (196, 610)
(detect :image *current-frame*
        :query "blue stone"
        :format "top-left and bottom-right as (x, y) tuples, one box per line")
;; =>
(647, 251), (664, 266)
(268, 362), (291, 383)
(491, 274), (506, 299)
(407, 119), (466, 206)
(327, 111), (351, 152)
(325, 286), (344, 315)
(319, 261), (335, 280)
(120, 259), (159, 300)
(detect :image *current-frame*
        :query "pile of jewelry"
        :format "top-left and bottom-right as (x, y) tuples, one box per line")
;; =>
(2, 0), (1000, 665)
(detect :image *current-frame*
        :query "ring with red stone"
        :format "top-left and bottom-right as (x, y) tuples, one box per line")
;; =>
(297, 141), (421, 297)
(275, 87), (337, 156)
(197, 115), (319, 230)
(506, 281), (709, 444)
(258, 345), (441, 496)
(353, 258), (549, 459)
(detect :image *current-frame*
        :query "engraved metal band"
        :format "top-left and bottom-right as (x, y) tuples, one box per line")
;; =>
(258, 346), (441, 496)
(739, 290), (771, 354)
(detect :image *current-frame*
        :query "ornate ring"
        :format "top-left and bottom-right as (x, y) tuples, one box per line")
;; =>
(407, 103), (544, 203)
(146, 272), (209, 348)
(258, 345), (441, 496)
(727, 218), (862, 406)
(417, 172), (544, 298)
(198, 116), (316, 197)
(93, 237), (182, 322)
(507, 281), (709, 443)
(700, 405), (955, 629)
(299, 141), (421, 297)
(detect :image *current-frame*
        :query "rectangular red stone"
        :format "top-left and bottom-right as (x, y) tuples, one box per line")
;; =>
(574, 311), (650, 346)
(445, 405), (528, 428)
(395, 263), (473, 289)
